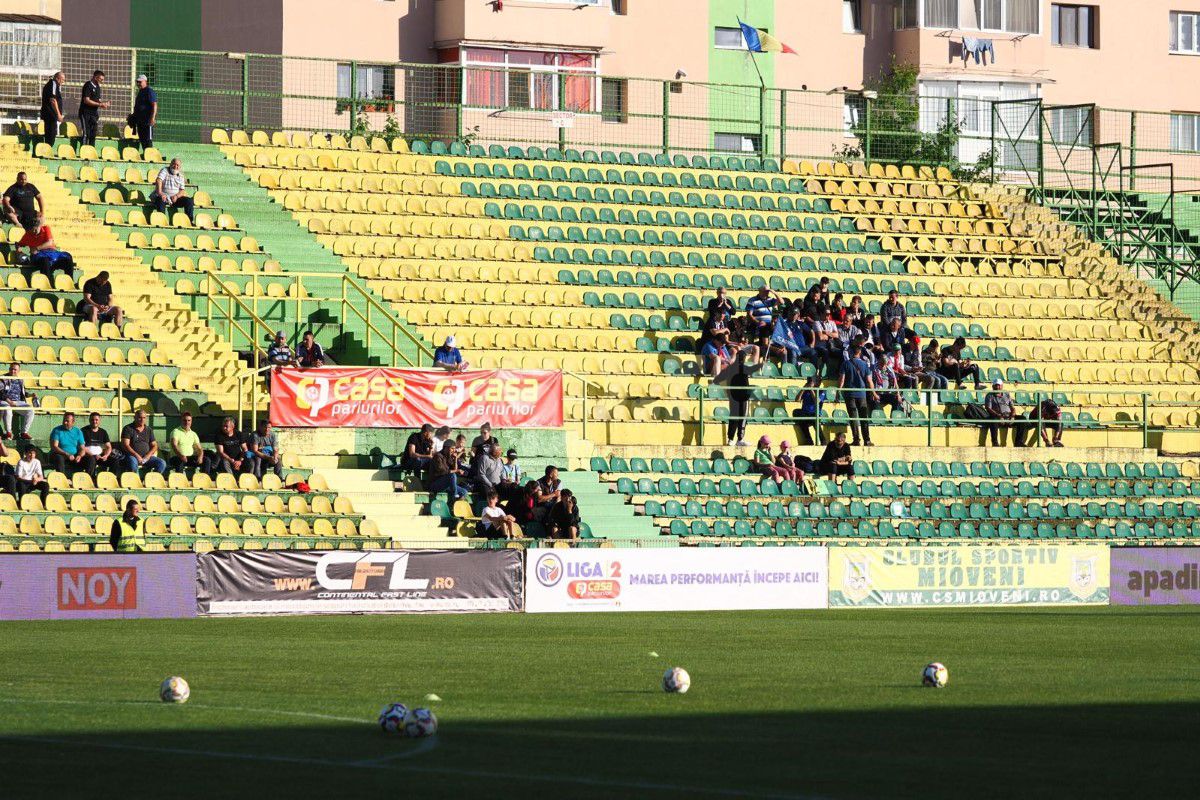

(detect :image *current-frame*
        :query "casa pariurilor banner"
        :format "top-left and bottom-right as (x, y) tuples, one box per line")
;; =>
(269, 367), (563, 428)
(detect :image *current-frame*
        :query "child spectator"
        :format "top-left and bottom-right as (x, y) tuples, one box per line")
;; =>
(477, 490), (518, 540)
(498, 449), (524, 502)
(774, 441), (804, 483)
(752, 436), (786, 485)
(15, 446), (49, 503)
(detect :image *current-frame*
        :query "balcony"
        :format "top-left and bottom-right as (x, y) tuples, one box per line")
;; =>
(434, 0), (611, 51)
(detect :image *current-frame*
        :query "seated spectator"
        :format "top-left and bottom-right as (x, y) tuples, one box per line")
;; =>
(168, 411), (204, 477)
(3, 171), (43, 230)
(872, 355), (905, 415)
(702, 332), (733, 378)
(49, 411), (88, 476)
(78, 271), (124, 328)
(546, 489), (581, 540)
(533, 465), (563, 520)
(983, 380), (1016, 447)
(774, 441), (804, 483)
(82, 412), (116, 478)
(425, 441), (467, 505)
(15, 216), (73, 278)
(121, 409), (167, 475)
(879, 290), (907, 328)
(745, 286), (781, 338)
(506, 480), (539, 526)
(877, 317), (912, 355)
(150, 158), (194, 222)
(0, 439), (14, 496)
(921, 340), (951, 391)
(799, 284), (823, 319)
(14, 445), (49, 503)
(938, 337), (984, 389)
(400, 424), (435, 472)
(454, 434), (472, 482)
(818, 432), (855, 478)
(811, 308), (840, 364)
(816, 276), (831, 305)
(471, 441), (504, 496)
(845, 295), (865, 327)
(431, 425), (453, 454)
(698, 286), (735, 351)
(829, 293), (847, 325)
(471, 421), (495, 455)
(265, 331), (297, 369)
(433, 336), (468, 372)
(249, 420), (283, 479)
(208, 416), (250, 476)
(1016, 397), (1064, 448)
(477, 490), (518, 540)
(0, 362), (36, 441)
(771, 308), (805, 365)
(752, 436), (786, 485)
(887, 342), (917, 390)
(296, 330), (329, 368)
(498, 448), (524, 502)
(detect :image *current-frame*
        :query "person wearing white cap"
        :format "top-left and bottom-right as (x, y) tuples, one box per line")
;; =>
(265, 331), (297, 369)
(433, 335), (469, 372)
(984, 379), (1015, 447)
(131, 74), (157, 149)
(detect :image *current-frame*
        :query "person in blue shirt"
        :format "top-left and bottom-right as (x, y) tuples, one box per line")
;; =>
(744, 287), (780, 337)
(131, 74), (158, 150)
(49, 411), (88, 476)
(771, 311), (804, 364)
(434, 336), (468, 372)
(838, 343), (877, 447)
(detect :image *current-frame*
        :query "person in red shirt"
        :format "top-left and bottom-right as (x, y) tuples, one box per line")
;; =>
(16, 216), (73, 278)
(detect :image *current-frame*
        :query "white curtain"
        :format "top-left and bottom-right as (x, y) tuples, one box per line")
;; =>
(1006, 0), (1039, 34)
(923, 0), (958, 28)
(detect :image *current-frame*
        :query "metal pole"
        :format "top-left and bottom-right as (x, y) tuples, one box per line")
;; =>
(581, 376), (588, 442)
(778, 88), (787, 163)
(1036, 391), (1044, 447)
(990, 101), (997, 183)
(661, 81), (670, 156)
(349, 60), (358, 133)
(1036, 100), (1045, 195)
(864, 95), (872, 164)
(926, 388), (934, 446)
(1129, 110), (1137, 191)
(241, 56), (250, 130)
(558, 72), (567, 152)
(1142, 393), (1149, 449)
(758, 85), (767, 158)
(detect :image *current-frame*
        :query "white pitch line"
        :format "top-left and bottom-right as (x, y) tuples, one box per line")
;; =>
(0, 697), (368, 725)
(351, 736), (440, 765)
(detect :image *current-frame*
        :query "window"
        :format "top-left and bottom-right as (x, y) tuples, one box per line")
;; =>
(1171, 11), (1200, 54)
(0, 21), (60, 70)
(972, 0), (1040, 33)
(611, 0), (628, 14)
(843, 95), (866, 132)
(1052, 4), (1096, 47)
(601, 77), (628, 123)
(1172, 113), (1200, 151)
(714, 26), (747, 49)
(336, 63), (395, 110)
(844, 0), (863, 32)
(460, 48), (597, 112)
(895, 0), (918, 29)
(714, 132), (761, 153)
(924, 0), (959, 28)
(1048, 106), (1094, 145)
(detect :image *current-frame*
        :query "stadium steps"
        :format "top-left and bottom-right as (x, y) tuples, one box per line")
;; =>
(558, 469), (661, 541)
(307, 466), (460, 547)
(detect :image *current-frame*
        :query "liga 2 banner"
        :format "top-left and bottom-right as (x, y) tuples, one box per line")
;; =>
(196, 550), (523, 615)
(828, 545), (1109, 608)
(269, 367), (563, 429)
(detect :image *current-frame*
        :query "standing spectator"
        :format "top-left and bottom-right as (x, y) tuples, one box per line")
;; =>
(477, 490), (518, 539)
(774, 441), (804, 484)
(78, 69), (109, 147)
(818, 432), (855, 479)
(110, 499), (146, 553)
(168, 411), (204, 478)
(839, 343), (877, 447)
(265, 331), (297, 369)
(0, 363), (36, 441)
(498, 448), (524, 502)
(81, 412), (116, 478)
(78, 271), (124, 328)
(49, 411), (87, 476)
(39, 71), (65, 147)
(533, 465), (563, 520)
(401, 423), (435, 472)
(470, 441), (504, 495)
(725, 347), (761, 447)
(752, 436), (786, 485)
(546, 489), (581, 540)
(296, 331), (329, 367)
(745, 286), (781, 337)
(795, 385), (825, 447)
(816, 276), (832, 306)
(983, 380), (1016, 447)
(121, 409), (167, 475)
(14, 446), (49, 503)
(471, 421), (494, 454)
(426, 441), (467, 506)
(15, 216), (73, 278)
(3, 172), (44, 230)
(811, 307), (841, 365)
(250, 420), (283, 479)
(151, 158), (194, 223)
(431, 425), (453, 454)
(131, 74), (157, 150)
(208, 416), (249, 476)
(433, 336), (468, 372)
(879, 290), (907, 328)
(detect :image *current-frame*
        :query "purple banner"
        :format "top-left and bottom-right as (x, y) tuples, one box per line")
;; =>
(1111, 548), (1200, 606)
(0, 554), (197, 620)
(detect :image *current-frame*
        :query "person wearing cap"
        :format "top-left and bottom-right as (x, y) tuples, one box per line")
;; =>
(265, 331), (297, 371)
(984, 380), (1016, 447)
(131, 73), (157, 149)
(498, 448), (524, 502)
(433, 336), (468, 372)
(752, 436), (786, 485)
(773, 441), (804, 484)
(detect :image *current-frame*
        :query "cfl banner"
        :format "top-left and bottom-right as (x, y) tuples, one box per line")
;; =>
(0, 554), (198, 621)
(1110, 548), (1200, 606)
(268, 367), (563, 429)
(828, 545), (1109, 608)
(196, 550), (523, 615)
(525, 547), (827, 613)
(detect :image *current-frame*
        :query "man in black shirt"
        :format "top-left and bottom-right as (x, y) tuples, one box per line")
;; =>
(2, 172), (43, 230)
(78, 70), (109, 147)
(400, 423), (435, 472)
(82, 411), (116, 478)
(40, 71), (64, 146)
(208, 416), (252, 475)
(79, 271), (124, 327)
(120, 409), (166, 475)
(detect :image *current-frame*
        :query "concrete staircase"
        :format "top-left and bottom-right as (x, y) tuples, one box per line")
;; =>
(310, 466), (458, 547)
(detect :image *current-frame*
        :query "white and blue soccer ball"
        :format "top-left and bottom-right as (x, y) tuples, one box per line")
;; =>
(378, 703), (410, 734)
(662, 667), (690, 694)
(404, 707), (438, 738)
(922, 662), (949, 688)
(159, 676), (190, 704)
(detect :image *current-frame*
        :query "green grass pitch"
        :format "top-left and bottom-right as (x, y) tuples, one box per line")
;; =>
(1, 607), (1197, 799)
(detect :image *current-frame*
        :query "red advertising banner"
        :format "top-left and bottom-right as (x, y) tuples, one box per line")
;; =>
(269, 367), (563, 429)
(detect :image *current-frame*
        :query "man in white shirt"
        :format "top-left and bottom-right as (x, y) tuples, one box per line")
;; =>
(151, 158), (194, 222)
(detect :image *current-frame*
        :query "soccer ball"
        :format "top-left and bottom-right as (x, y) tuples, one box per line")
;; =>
(662, 667), (690, 694)
(922, 662), (949, 688)
(378, 703), (410, 734)
(159, 676), (190, 704)
(403, 707), (438, 738)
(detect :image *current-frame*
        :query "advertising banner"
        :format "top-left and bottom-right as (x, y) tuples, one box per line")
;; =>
(828, 545), (1109, 608)
(269, 367), (563, 429)
(196, 550), (523, 615)
(525, 547), (828, 613)
(0, 554), (197, 620)
(1111, 548), (1200, 606)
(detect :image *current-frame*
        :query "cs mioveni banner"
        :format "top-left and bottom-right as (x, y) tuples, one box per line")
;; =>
(828, 545), (1109, 608)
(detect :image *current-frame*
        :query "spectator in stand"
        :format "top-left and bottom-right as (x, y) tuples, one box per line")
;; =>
(771, 307), (805, 364)
(14, 216), (73, 278)
(852, 313), (877, 359)
(426, 441), (467, 505)
(265, 331), (297, 369)
(431, 425), (453, 454)
(478, 490), (518, 540)
(845, 295), (865, 327)
(877, 317), (912, 355)
(77, 69), (109, 148)
(699, 287), (735, 351)
(839, 343), (877, 447)
(922, 340), (951, 391)
(546, 489), (581, 540)
(873, 353), (905, 415)
(433, 336), (468, 372)
(49, 411), (87, 476)
(533, 465), (563, 520)
(725, 347), (762, 447)
(506, 480), (539, 527)
(110, 499), (145, 552)
(121, 409), (167, 475)
(401, 424), (435, 473)
(811, 307), (841, 365)
(1018, 397), (1064, 448)
(774, 441), (804, 484)
(250, 420), (283, 479)
(131, 74), (157, 150)
(3, 172), (44, 230)
(800, 284), (823, 319)
(879, 290), (907, 328)
(81, 412), (116, 478)
(752, 436), (786, 485)
(498, 448), (524, 502)
(471, 441), (504, 496)
(471, 421), (495, 455)
(702, 332), (742, 379)
(78, 271), (124, 328)
(795, 385), (825, 446)
(0, 439), (14, 496)
(0, 363), (36, 441)
(168, 411), (204, 478)
(888, 342), (916, 390)
(208, 416), (250, 476)
(40, 71), (65, 147)
(818, 432), (855, 478)
(816, 276), (832, 306)
(296, 330), (329, 367)
(829, 293), (847, 325)
(453, 433), (473, 483)
(151, 158), (194, 223)
(15, 446), (49, 503)
(983, 380), (1016, 447)
(938, 337), (984, 389)
(745, 286), (781, 337)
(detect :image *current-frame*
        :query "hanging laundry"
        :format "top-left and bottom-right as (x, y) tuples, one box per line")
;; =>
(962, 37), (996, 65)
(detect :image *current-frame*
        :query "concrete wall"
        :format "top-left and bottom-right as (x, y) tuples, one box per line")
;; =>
(6, 0), (61, 19)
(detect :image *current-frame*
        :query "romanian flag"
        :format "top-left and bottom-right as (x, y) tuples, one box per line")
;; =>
(737, 19), (797, 55)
